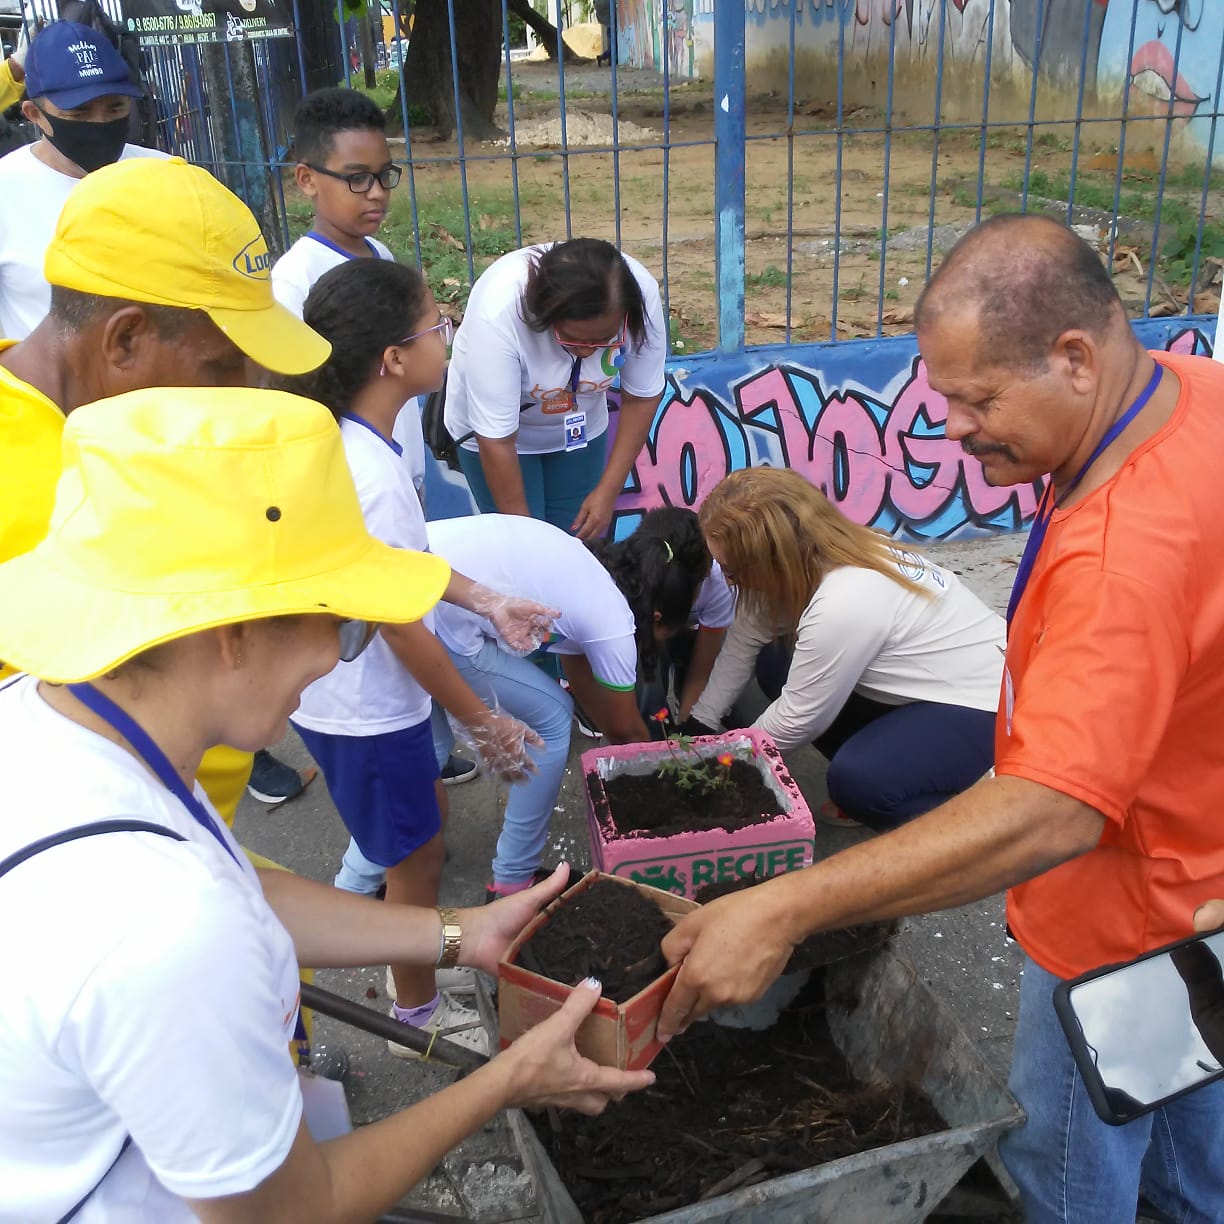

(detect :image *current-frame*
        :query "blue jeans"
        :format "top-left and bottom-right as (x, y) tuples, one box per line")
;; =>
(434, 638), (574, 885)
(1000, 956), (1224, 1223)
(457, 434), (609, 534)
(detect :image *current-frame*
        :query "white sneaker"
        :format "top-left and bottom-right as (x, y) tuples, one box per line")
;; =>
(385, 964), (476, 1001)
(387, 993), (490, 1059)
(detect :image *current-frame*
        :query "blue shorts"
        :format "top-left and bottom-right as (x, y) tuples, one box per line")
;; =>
(292, 718), (441, 868)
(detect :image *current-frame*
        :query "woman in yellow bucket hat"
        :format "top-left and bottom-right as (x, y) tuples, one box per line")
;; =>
(0, 386), (652, 1222)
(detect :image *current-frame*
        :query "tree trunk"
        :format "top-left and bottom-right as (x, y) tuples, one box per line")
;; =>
(390, 0), (502, 141)
(506, 0), (585, 63)
(359, 6), (378, 88)
(200, 42), (285, 256)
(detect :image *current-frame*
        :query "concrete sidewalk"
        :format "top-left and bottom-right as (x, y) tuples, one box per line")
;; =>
(233, 530), (1027, 1220)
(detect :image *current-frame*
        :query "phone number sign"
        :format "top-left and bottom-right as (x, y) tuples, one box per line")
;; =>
(122, 0), (293, 44)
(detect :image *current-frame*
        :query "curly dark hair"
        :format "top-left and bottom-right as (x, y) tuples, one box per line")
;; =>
(272, 259), (430, 419)
(587, 507), (710, 674)
(292, 87), (387, 165)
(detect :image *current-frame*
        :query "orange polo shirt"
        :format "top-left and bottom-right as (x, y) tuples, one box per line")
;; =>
(1001, 350), (1224, 980)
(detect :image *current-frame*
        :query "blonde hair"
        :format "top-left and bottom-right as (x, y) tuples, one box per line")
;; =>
(699, 468), (928, 634)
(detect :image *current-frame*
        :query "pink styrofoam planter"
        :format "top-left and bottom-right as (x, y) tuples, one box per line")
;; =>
(582, 728), (814, 899)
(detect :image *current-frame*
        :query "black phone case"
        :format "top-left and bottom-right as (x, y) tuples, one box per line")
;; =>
(1053, 926), (1224, 1127)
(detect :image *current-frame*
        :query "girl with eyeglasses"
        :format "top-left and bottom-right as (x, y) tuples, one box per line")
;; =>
(441, 237), (669, 541)
(0, 388), (652, 1223)
(274, 258), (561, 1057)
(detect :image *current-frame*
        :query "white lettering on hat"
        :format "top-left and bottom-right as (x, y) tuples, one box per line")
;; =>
(66, 38), (105, 80)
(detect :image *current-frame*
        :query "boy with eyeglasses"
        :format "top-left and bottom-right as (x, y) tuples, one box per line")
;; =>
(272, 88), (480, 788)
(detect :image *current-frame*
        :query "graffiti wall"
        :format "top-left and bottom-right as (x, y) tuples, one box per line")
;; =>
(618, 1), (1224, 165)
(423, 317), (1215, 541)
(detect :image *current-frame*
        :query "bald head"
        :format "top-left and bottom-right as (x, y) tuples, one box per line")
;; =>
(915, 215), (1126, 373)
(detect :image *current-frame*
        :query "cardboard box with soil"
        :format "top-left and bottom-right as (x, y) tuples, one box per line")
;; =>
(498, 873), (700, 1071)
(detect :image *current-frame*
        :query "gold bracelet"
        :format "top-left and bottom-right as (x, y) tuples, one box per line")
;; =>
(436, 906), (462, 969)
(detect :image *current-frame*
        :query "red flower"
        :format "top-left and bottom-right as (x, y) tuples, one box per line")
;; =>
(717, 752), (733, 767)
(653, 707), (670, 722)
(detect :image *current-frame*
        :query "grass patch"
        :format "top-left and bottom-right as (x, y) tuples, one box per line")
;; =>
(746, 264), (788, 289)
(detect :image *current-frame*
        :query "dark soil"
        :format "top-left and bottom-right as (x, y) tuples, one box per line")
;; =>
(694, 874), (897, 972)
(515, 879), (673, 1004)
(531, 969), (945, 1222)
(595, 759), (785, 839)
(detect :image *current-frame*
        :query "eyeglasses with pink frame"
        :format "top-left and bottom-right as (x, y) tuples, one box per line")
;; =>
(552, 315), (627, 352)
(379, 316), (454, 375)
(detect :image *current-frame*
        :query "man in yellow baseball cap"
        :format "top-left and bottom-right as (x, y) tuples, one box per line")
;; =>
(0, 156), (331, 819)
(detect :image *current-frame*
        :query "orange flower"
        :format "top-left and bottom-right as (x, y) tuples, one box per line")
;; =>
(717, 752), (734, 767)
(653, 707), (670, 722)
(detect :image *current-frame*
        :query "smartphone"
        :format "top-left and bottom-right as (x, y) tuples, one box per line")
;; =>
(1054, 926), (1224, 1126)
(1052, 925), (1224, 1126)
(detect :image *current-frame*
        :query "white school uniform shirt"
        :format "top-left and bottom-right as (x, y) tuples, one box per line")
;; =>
(691, 560), (735, 630)
(427, 514), (638, 691)
(691, 549), (1006, 750)
(0, 143), (168, 339)
(0, 676), (302, 1222)
(271, 232), (427, 499)
(443, 244), (667, 456)
(293, 414), (435, 734)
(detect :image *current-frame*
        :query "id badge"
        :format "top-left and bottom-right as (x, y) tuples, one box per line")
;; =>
(564, 411), (587, 451)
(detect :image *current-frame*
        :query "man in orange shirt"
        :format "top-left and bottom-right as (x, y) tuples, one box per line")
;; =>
(654, 214), (1224, 1221)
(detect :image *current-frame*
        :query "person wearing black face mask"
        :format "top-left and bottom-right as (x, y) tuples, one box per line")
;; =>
(0, 21), (167, 341)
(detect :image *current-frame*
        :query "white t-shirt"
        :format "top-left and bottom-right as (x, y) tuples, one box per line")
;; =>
(427, 514), (638, 691)
(691, 560), (735, 630)
(271, 232), (427, 499)
(0, 143), (169, 340)
(690, 549), (1006, 750)
(443, 244), (667, 456)
(0, 676), (302, 1222)
(293, 414), (435, 734)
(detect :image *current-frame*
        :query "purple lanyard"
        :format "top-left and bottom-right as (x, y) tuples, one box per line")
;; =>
(569, 353), (583, 397)
(1006, 363), (1163, 631)
(67, 682), (243, 867)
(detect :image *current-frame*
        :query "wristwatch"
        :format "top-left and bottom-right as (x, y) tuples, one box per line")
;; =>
(436, 906), (462, 968)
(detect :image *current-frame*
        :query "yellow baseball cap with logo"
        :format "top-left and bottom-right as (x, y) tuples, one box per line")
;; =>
(0, 387), (449, 683)
(43, 157), (330, 376)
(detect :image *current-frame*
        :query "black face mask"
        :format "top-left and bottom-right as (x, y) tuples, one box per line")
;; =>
(39, 111), (129, 174)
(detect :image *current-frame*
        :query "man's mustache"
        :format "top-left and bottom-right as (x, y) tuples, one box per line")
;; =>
(961, 440), (1016, 461)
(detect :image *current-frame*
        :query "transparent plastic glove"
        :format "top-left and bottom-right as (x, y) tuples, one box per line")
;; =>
(11, 23), (28, 67)
(453, 708), (543, 784)
(467, 583), (559, 655)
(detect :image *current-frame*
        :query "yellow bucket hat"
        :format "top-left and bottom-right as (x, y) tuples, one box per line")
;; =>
(43, 158), (330, 376)
(0, 388), (450, 683)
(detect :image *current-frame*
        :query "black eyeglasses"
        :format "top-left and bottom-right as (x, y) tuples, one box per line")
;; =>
(338, 618), (379, 662)
(307, 163), (403, 193)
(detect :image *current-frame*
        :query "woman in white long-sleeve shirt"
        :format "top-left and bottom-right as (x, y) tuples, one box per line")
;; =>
(686, 467), (1004, 829)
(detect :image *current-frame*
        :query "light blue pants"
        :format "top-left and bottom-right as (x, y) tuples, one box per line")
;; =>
(999, 955), (1224, 1223)
(334, 642), (574, 892)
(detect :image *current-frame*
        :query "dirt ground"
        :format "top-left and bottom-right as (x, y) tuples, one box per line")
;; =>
(366, 57), (1222, 352)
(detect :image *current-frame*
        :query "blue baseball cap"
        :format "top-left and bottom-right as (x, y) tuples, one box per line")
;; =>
(23, 21), (142, 110)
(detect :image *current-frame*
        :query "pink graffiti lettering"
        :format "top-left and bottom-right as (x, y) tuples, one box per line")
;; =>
(617, 386), (733, 513)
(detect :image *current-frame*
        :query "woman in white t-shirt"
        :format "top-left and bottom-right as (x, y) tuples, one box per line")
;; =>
(687, 467), (1005, 830)
(426, 508), (713, 900)
(443, 239), (668, 540)
(0, 388), (650, 1224)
